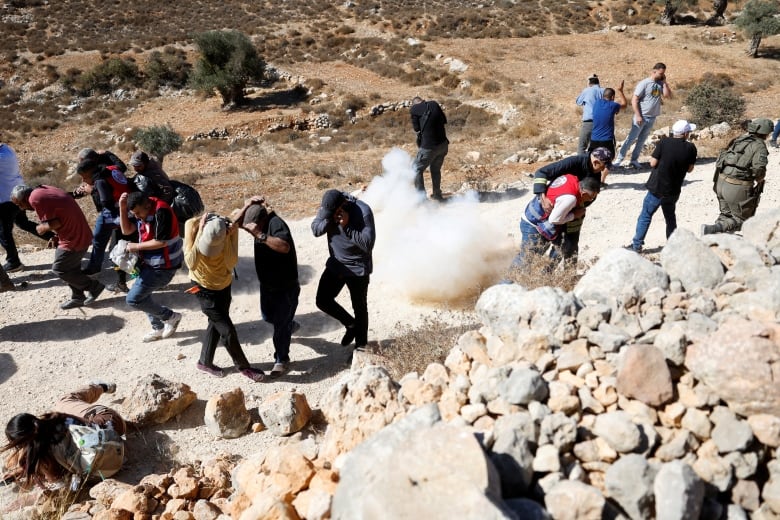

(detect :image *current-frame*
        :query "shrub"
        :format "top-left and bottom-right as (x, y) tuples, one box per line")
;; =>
(686, 79), (746, 127)
(190, 30), (266, 106)
(144, 49), (191, 89)
(134, 125), (183, 166)
(66, 58), (140, 96)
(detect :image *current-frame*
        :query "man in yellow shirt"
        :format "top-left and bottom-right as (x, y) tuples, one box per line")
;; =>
(183, 212), (264, 382)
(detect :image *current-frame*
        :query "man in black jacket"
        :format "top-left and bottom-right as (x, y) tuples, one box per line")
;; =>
(311, 189), (376, 350)
(410, 97), (449, 201)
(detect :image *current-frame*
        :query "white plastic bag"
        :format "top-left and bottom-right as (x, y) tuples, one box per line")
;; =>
(109, 239), (138, 274)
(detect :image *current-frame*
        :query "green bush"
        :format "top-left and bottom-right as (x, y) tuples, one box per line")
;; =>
(144, 48), (191, 89)
(67, 58), (140, 96)
(685, 79), (746, 127)
(190, 30), (265, 106)
(134, 125), (183, 166)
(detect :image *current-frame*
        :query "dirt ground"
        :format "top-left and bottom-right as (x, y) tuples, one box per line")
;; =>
(1, 22), (780, 507)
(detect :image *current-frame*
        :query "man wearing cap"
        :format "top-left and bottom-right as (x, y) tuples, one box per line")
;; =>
(410, 97), (448, 201)
(11, 184), (104, 309)
(531, 147), (611, 262)
(183, 212), (264, 382)
(127, 151), (174, 204)
(628, 120), (698, 252)
(512, 175), (601, 269)
(575, 74), (604, 155)
(119, 191), (183, 342)
(702, 117), (772, 235)
(73, 159), (132, 283)
(311, 189), (376, 350)
(614, 62), (673, 169)
(236, 197), (300, 377)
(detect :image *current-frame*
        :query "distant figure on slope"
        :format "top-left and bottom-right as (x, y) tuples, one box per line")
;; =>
(588, 81), (627, 187)
(614, 62), (673, 169)
(575, 74), (604, 155)
(628, 120), (698, 252)
(410, 97), (449, 201)
(702, 118), (772, 235)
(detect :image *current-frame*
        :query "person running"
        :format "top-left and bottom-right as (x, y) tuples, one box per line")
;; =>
(118, 192), (183, 342)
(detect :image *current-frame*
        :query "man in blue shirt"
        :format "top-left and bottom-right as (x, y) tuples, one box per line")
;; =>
(589, 82), (627, 186)
(575, 74), (604, 155)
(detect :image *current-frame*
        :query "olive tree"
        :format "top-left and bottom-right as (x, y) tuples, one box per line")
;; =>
(735, 0), (780, 57)
(189, 30), (265, 106)
(134, 125), (182, 166)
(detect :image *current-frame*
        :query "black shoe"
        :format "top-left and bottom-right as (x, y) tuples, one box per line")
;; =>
(60, 298), (85, 310)
(84, 284), (105, 305)
(341, 326), (356, 346)
(3, 261), (23, 273)
(430, 193), (445, 202)
(81, 267), (100, 278)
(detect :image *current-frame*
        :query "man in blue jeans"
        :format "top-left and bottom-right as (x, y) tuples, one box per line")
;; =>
(119, 192), (183, 343)
(770, 119), (780, 148)
(628, 120), (697, 252)
(312, 189), (376, 351)
(614, 63), (673, 169)
(410, 97), (448, 201)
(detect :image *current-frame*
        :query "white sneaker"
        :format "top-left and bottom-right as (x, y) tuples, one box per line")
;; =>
(143, 329), (164, 343)
(162, 312), (182, 339)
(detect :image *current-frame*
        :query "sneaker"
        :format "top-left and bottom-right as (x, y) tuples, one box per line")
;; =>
(106, 282), (129, 293)
(340, 325), (356, 346)
(627, 160), (642, 170)
(240, 368), (265, 382)
(84, 284), (105, 305)
(161, 312), (182, 339)
(60, 298), (85, 310)
(143, 328), (164, 342)
(270, 362), (289, 378)
(291, 320), (301, 334)
(623, 243), (642, 253)
(196, 362), (225, 378)
(3, 261), (23, 273)
(90, 380), (116, 394)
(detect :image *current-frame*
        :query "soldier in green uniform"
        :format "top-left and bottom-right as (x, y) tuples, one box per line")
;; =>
(702, 118), (772, 235)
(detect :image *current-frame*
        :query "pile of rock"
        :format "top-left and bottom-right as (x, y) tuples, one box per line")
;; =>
(368, 99), (412, 116)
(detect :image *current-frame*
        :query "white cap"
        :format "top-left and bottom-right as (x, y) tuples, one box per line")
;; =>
(672, 120), (696, 135)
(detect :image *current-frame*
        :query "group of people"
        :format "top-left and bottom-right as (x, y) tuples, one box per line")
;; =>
(514, 61), (773, 267)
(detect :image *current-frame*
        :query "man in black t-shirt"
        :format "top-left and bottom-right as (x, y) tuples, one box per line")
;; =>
(628, 120), (698, 252)
(410, 97), (448, 201)
(236, 197), (300, 377)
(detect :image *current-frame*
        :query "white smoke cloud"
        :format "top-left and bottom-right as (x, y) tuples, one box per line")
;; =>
(360, 147), (514, 303)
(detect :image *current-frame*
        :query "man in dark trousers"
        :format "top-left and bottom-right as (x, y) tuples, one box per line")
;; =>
(531, 147), (611, 262)
(311, 189), (376, 351)
(702, 117), (772, 235)
(628, 120), (698, 252)
(237, 197), (300, 377)
(410, 97), (448, 201)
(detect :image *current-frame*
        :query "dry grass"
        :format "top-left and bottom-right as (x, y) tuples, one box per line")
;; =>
(372, 313), (480, 380)
(504, 247), (582, 292)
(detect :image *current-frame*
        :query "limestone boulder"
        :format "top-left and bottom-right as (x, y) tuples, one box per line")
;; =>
(121, 374), (197, 426)
(574, 248), (668, 306)
(258, 391), (312, 436)
(204, 387), (251, 439)
(661, 228), (724, 291)
(616, 345), (673, 407)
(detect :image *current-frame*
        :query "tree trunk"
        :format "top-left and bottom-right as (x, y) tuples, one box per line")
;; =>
(660, 1), (676, 25)
(747, 33), (761, 58)
(706, 0), (727, 25)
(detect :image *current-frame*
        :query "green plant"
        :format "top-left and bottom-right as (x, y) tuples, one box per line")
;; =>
(735, 0), (780, 57)
(144, 48), (191, 89)
(134, 125), (183, 166)
(66, 58), (140, 96)
(190, 30), (266, 106)
(685, 78), (746, 126)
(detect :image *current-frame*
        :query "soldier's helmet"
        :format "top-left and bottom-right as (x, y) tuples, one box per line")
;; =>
(747, 118), (774, 135)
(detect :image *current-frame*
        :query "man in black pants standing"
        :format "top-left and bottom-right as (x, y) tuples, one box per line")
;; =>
(410, 96), (449, 201)
(311, 189), (376, 350)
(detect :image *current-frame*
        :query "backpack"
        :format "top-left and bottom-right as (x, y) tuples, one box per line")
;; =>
(64, 424), (125, 480)
(171, 180), (205, 225)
